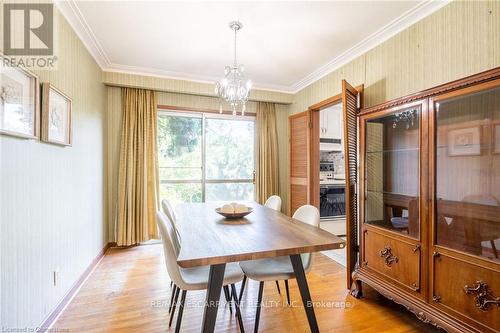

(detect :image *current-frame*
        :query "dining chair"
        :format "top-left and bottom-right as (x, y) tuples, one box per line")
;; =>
(265, 196), (283, 295)
(161, 199), (182, 256)
(162, 198), (235, 313)
(156, 211), (246, 333)
(162, 199), (177, 224)
(238, 204), (320, 332)
(264, 195), (282, 211)
(239, 195), (283, 301)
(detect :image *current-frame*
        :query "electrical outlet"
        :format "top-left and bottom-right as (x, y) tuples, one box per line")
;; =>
(53, 268), (60, 287)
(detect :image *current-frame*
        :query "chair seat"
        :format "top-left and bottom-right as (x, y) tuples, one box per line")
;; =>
(179, 262), (244, 290)
(239, 255), (310, 282)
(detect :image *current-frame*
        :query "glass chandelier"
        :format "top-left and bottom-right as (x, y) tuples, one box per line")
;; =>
(392, 109), (417, 129)
(215, 21), (252, 116)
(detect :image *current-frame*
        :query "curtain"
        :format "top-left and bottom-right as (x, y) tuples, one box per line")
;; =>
(256, 102), (280, 205)
(116, 88), (159, 246)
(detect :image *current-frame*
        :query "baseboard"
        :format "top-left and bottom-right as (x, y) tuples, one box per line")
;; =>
(38, 242), (115, 332)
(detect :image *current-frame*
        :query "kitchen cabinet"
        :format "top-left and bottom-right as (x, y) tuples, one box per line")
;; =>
(320, 105), (343, 151)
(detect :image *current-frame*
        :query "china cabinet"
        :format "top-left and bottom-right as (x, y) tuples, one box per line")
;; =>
(351, 68), (500, 333)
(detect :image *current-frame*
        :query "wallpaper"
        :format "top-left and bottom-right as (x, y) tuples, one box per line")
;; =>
(103, 71), (293, 104)
(0, 5), (106, 329)
(291, 0), (500, 114)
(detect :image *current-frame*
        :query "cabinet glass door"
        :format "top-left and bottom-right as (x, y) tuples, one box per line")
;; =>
(434, 85), (500, 262)
(364, 105), (421, 238)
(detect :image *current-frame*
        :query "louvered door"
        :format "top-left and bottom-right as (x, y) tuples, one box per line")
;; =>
(288, 110), (311, 215)
(342, 80), (362, 289)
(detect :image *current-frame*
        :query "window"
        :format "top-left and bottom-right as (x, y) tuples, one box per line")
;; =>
(157, 110), (255, 205)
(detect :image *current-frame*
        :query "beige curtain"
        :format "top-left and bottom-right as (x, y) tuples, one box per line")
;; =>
(116, 88), (159, 246)
(256, 102), (280, 204)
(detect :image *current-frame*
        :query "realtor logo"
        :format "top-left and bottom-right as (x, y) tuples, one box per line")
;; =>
(3, 3), (54, 56)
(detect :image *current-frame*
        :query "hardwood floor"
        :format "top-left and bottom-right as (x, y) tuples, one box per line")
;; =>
(54, 244), (441, 332)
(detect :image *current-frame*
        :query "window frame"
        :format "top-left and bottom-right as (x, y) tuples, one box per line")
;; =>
(157, 108), (256, 202)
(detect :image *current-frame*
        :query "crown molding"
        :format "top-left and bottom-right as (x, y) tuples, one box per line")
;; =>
(55, 0), (292, 94)
(103, 64), (293, 94)
(289, 0), (452, 93)
(55, 0), (110, 68)
(56, 0), (451, 95)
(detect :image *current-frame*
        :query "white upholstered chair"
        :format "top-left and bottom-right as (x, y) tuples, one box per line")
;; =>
(162, 199), (234, 306)
(157, 211), (245, 332)
(161, 199), (181, 252)
(238, 204), (320, 332)
(264, 195), (282, 212)
(262, 195), (284, 295)
(161, 199), (177, 224)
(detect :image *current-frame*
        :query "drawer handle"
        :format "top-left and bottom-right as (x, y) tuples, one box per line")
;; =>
(379, 246), (398, 267)
(464, 281), (500, 311)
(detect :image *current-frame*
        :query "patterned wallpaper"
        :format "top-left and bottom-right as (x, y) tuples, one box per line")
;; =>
(103, 71), (293, 104)
(291, 0), (500, 114)
(1, 4), (106, 329)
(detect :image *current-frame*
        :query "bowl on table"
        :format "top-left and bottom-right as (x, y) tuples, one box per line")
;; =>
(215, 203), (253, 219)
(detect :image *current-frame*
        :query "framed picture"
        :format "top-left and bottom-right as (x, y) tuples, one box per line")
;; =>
(41, 83), (72, 146)
(447, 126), (481, 157)
(0, 53), (40, 139)
(493, 122), (500, 154)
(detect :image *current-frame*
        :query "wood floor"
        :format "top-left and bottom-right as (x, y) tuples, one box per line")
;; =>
(54, 244), (442, 332)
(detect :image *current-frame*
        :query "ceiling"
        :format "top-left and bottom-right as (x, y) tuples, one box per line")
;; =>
(57, 1), (449, 93)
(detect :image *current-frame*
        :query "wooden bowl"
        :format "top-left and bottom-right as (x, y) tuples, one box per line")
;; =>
(215, 207), (253, 219)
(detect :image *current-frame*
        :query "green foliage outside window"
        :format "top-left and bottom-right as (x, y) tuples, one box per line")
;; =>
(157, 114), (254, 205)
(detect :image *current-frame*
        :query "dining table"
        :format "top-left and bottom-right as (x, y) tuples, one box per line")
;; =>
(175, 201), (346, 333)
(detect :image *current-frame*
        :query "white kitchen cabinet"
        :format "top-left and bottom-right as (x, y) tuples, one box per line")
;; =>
(320, 106), (343, 151)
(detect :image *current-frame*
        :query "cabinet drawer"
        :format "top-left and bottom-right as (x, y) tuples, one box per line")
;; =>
(433, 254), (500, 331)
(363, 230), (420, 292)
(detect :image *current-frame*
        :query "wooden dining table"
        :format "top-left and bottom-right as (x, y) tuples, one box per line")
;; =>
(175, 201), (346, 333)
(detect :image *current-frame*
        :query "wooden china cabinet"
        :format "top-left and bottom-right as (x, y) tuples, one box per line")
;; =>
(351, 68), (500, 333)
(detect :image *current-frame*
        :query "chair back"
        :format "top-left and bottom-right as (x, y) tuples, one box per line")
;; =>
(264, 195), (282, 212)
(162, 199), (178, 224)
(292, 205), (320, 271)
(161, 199), (182, 252)
(156, 211), (184, 287)
(292, 204), (320, 227)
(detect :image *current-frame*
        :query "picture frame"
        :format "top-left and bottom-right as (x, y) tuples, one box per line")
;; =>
(447, 126), (481, 157)
(41, 82), (72, 146)
(0, 53), (40, 139)
(493, 122), (500, 155)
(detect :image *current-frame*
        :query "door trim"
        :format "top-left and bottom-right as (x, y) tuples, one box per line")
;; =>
(307, 85), (364, 210)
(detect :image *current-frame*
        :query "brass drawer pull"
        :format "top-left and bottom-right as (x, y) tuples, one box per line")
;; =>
(464, 281), (500, 311)
(380, 246), (398, 267)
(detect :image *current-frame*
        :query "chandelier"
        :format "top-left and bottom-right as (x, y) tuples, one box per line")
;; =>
(215, 21), (252, 115)
(392, 109), (417, 129)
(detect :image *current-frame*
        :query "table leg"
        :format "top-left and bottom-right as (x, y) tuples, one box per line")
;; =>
(290, 254), (319, 333)
(201, 263), (226, 333)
